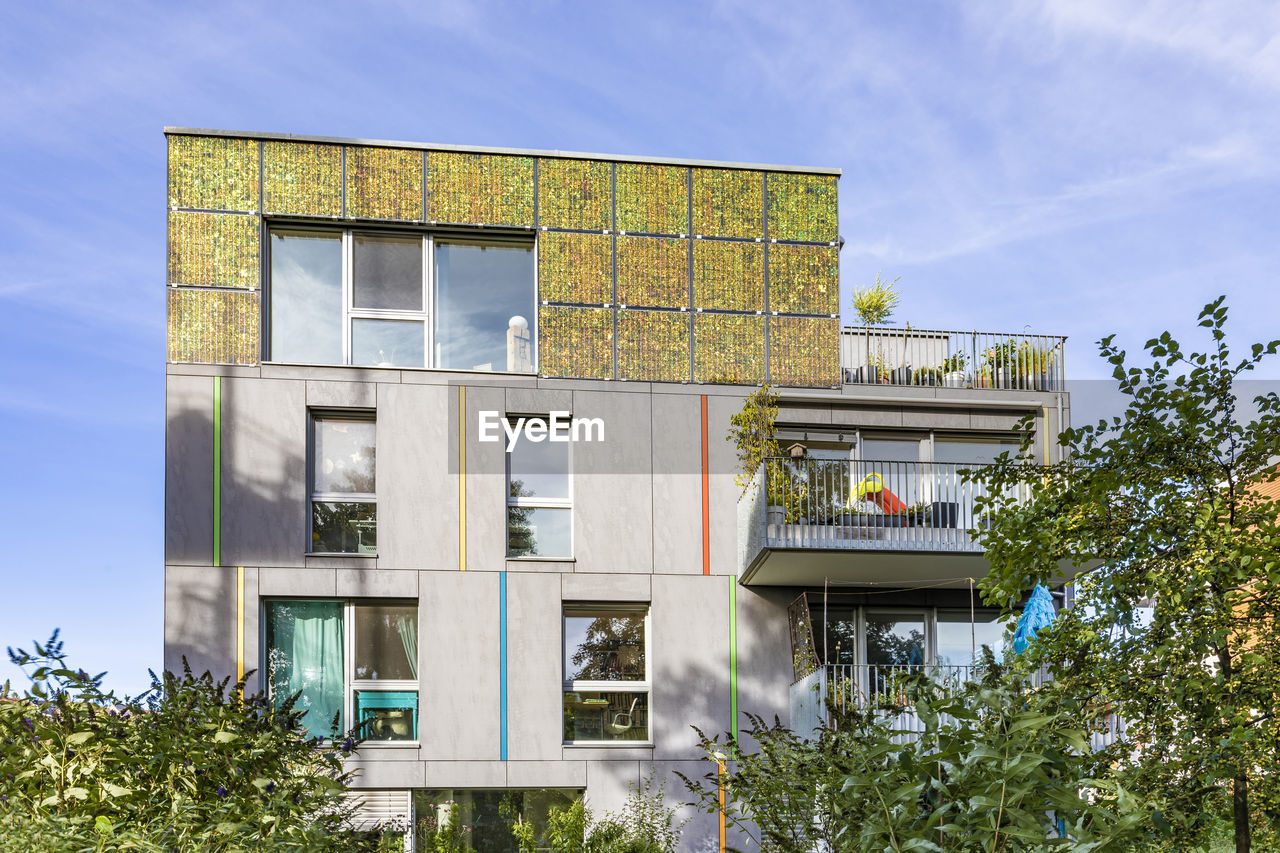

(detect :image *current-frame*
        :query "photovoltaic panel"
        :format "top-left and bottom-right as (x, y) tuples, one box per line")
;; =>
(538, 158), (611, 231)
(538, 232), (613, 305)
(263, 141), (342, 217)
(767, 243), (839, 315)
(694, 313), (765, 385)
(766, 172), (838, 243)
(692, 240), (764, 312)
(428, 151), (535, 227)
(616, 163), (688, 235)
(691, 168), (762, 239)
(617, 236), (689, 309)
(617, 310), (690, 382)
(345, 147), (424, 221)
(168, 135), (259, 212)
(769, 316), (839, 387)
(538, 306), (614, 380)
(168, 211), (259, 289)
(167, 288), (260, 365)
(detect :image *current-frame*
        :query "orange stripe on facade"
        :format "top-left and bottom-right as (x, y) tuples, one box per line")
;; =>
(701, 395), (710, 575)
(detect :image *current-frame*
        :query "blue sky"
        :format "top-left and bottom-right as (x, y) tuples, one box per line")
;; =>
(1, 1), (1277, 694)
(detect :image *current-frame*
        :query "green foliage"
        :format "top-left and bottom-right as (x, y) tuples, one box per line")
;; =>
(416, 801), (474, 853)
(0, 631), (378, 852)
(518, 774), (684, 853)
(684, 659), (1151, 852)
(728, 385), (780, 494)
(967, 296), (1280, 851)
(850, 272), (900, 327)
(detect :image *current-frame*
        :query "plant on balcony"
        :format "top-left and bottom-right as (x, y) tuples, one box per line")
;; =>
(940, 352), (969, 387)
(728, 385), (779, 495)
(1018, 341), (1059, 390)
(912, 366), (940, 386)
(982, 339), (1021, 388)
(849, 272), (900, 383)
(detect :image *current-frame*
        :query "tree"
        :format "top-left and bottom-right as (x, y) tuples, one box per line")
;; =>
(0, 631), (384, 851)
(969, 297), (1280, 852)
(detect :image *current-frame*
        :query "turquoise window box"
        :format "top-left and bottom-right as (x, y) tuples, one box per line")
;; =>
(355, 690), (419, 741)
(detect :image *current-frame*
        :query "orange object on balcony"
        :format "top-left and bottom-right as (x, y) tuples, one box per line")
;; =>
(856, 473), (908, 514)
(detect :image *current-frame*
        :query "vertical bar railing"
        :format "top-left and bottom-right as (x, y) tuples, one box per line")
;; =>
(840, 327), (1067, 391)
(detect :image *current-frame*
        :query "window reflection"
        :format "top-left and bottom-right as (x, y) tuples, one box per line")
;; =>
(435, 243), (535, 372)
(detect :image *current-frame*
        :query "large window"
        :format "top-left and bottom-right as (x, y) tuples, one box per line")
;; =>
(809, 605), (1007, 669)
(506, 419), (572, 558)
(265, 600), (418, 741)
(311, 414), (376, 554)
(269, 230), (535, 372)
(562, 605), (650, 744)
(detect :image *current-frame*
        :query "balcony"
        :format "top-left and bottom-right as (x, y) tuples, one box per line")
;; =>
(738, 457), (1026, 586)
(841, 327), (1067, 391)
(789, 664), (1124, 750)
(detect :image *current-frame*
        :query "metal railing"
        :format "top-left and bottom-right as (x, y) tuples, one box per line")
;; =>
(791, 664), (1124, 749)
(840, 327), (1067, 391)
(761, 457), (1028, 552)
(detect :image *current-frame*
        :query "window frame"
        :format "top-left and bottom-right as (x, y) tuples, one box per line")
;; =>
(263, 599), (419, 747)
(505, 414), (574, 560)
(308, 409), (377, 556)
(561, 603), (652, 747)
(264, 224), (538, 373)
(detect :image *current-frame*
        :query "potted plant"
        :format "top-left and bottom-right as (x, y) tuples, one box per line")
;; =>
(850, 273), (900, 384)
(941, 353), (968, 387)
(1019, 342), (1058, 390)
(983, 340), (1019, 389)
(913, 366), (940, 386)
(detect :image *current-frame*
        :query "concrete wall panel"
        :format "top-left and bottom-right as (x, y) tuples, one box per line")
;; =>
(164, 565), (236, 682)
(166, 375), (214, 565)
(506, 760), (587, 788)
(562, 573), (651, 602)
(651, 394), (703, 574)
(307, 380), (376, 409)
(652, 575), (730, 759)
(419, 571), (501, 760)
(465, 385), (508, 572)
(507, 572), (563, 760)
(379, 383), (456, 570)
(336, 568), (418, 598)
(421, 760), (508, 788)
(221, 377), (307, 567)
(572, 390), (653, 574)
(259, 567), (336, 597)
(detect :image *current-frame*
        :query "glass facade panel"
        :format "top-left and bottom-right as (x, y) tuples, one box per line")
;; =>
(352, 318), (425, 368)
(312, 501), (377, 553)
(937, 610), (1007, 666)
(413, 790), (580, 853)
(354, 234), (423, 310)
(508, 434), (570, 501)
(563, 609), (646, 682)
(506, 506), (571, 558)
(865, 614), (926, 667)
(354, 604), (418, 680)
(270, 232), (343, 364)
(265, 600), (345, 735)
(313, 419), (376, 495)
(562, 691), (649, 742)
(933, 437), (1020, 465)
(435, 243), (536, 372)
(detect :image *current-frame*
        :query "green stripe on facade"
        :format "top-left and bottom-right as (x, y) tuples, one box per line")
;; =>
(213, 376), (221, 568)
(729, 580), (738, 740)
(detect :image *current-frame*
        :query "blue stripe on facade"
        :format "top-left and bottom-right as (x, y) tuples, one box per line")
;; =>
(500, 570), (508, 760)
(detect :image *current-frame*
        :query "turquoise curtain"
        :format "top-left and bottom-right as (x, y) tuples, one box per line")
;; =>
(269, 601), (344, 735)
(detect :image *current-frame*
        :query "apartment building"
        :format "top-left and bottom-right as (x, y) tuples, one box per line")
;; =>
(162, 128), (1070, 850)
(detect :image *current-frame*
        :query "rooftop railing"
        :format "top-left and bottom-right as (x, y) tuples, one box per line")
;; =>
(840, 327), (1067, 391)
(756, 457), (1030, 553)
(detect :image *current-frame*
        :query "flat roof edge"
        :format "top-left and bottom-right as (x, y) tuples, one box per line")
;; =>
(162, 127), (842, 176)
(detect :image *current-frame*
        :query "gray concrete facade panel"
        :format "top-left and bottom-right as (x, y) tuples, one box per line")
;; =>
(259, 567), (337, 597)
(166, 375), (214, 565)
(505, 387), (572, 417)
(650, 395), (703, 575)
(379, 383), (457, 569)
(706, 396), (746, 576)
(344, 760), (426, 789)
(651, 576), (730, 759)
(419, 571), (500, 760)
(336, 568), (419, 599)
(571, 391), (653, 574)
(164, 565), (237, 683)
(220, 377), (307, 567)
(562, 573), (651, 602)
(505, 760), (588, 788)
(506, 572), (563, 761)
(421, 760), (508, 788)
(307, 380), (376, 409)
(465, 385), (508, 572)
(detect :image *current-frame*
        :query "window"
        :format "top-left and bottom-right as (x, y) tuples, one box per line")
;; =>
(506, 419), (571, 558)
(265, 600), (418, 741)
(268, 230), (535, 372)
(562, 605), (650, 744)
(310, 413), (376, 554)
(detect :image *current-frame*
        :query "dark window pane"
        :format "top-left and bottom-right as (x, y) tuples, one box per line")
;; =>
(563, 691), (648, 742)
(355, 690), (417, 741)
(435, 243), (535, 372)
(413, 790), (580, 853)
(352, 318), (424, 367)
(312, 501), (376, 553)
(270, 232), (342, 364)
(313, 419), (375, 494)
(353, 235), (423, 311)
(865, 614), (925, 667)
(936, 610), (1006, 666)
(354, 604), (417, 680)
(563, 609), (646, 682)
(507, 507), (571, 558)
(265, 600), (344, 734)
(509, 433), (569, 500)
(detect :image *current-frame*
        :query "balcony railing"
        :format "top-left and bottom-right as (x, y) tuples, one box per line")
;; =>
(790, 664), (1124, 749)
(756, 457), (1028, 553)
(840, 327), (1067, 391)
